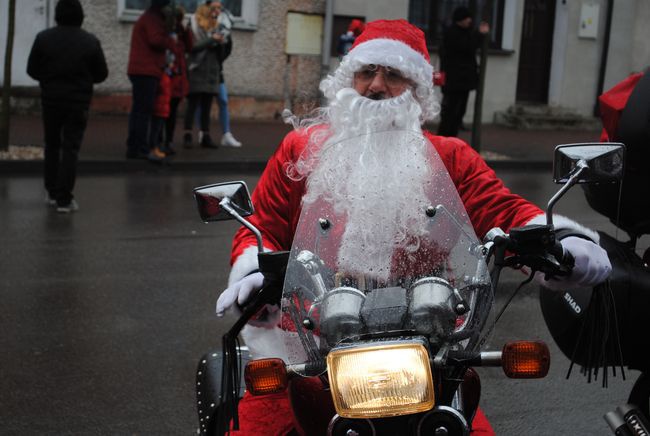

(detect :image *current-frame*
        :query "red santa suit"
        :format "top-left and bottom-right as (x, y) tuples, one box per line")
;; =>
(230, 129), (543, 275)
(223, 19), (598, 436)
(225, 129), (542, 436)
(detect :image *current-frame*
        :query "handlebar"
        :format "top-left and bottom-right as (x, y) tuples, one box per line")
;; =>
(234, 251), (290, 322)
(549, 239), (575, 272)
(486, 224), (575, 280)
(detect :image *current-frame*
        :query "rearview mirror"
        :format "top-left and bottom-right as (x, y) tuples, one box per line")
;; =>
(193, 181), (254, 222)
(553, 143), (625, 184)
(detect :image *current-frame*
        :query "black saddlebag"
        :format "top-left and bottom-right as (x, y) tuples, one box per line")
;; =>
(540, 232), (650, 374)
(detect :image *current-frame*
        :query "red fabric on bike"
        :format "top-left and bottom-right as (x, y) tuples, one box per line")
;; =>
(229, 391), (295, 435)
(230, 129), (543, 270)
(471, 407), (496, 435)
(598, 72), (643, 141)
(231, 390), (495, 435)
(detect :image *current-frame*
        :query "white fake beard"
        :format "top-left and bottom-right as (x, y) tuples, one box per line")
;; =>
(302, 89), (432, 281)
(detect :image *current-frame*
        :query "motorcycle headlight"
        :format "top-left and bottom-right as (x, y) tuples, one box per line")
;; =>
(326, 340), (435, 418)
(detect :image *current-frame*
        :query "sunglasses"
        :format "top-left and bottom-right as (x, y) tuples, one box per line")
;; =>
(354, 64), (412, 88)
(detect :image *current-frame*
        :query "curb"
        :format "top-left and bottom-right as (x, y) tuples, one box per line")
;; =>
(0, 159), (552, 175)
(0, 159), (269, 175)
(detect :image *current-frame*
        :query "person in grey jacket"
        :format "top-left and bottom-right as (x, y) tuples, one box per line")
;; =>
(27, 0), (108, 213)
(183, 2), (222, 148)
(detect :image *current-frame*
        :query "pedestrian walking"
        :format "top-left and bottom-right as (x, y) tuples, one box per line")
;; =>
(183, 2), (223, 149)
(214, 1), (242, 148)
(437, 6), (489, 137)
(125, 0), (175, 162)
(26, 0), (108, 213)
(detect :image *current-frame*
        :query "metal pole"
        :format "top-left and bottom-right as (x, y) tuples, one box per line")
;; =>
(321, 0), (334, 79)
(594, 0), (614, 117)
(471, 0), (493, 153)
(0, 0), (17, 151)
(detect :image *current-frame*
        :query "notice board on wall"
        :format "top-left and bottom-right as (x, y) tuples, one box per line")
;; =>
(286, 12), (323, 55)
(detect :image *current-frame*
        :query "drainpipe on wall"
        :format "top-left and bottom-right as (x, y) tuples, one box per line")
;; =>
(284, 54), (292, 112)
(46, 0), (52, 27)
(321, 0), (334, 104)
(471, 0), (494, 153)
(594, 0), (614, 116)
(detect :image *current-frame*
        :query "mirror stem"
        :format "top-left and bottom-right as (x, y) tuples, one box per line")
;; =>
(220, 197), (264, 252)
(546, 160), (588, 226)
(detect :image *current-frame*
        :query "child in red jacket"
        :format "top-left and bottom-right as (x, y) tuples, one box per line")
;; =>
(163, 5), (192, 155)
(148, 51), (175, 160)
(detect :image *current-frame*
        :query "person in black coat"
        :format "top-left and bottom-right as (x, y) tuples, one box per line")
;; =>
(437, 7), (489, 137)
(27, 0), (108, 213)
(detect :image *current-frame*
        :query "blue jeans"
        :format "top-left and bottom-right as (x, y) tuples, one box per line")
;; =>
(217, 82), (231, 134)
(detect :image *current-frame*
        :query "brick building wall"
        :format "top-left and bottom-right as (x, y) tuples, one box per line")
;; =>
(79, 0), (325, 119)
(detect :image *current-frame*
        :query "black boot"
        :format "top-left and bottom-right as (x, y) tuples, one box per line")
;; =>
(200, 132), (218, 149)
(163, 142), (176, 155)
(183, 132), (193, 149)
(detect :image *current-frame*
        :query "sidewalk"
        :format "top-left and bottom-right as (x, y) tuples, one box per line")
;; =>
(1, 114), (602, 173)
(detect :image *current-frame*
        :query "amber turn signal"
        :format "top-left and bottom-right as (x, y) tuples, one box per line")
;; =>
(244, 358), (288, 395)
(501, 341), (550, 379)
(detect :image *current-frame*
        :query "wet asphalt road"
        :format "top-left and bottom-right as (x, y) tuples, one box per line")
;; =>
(0, 169), (643, 435)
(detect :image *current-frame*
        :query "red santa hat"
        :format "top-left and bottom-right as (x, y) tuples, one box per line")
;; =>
(320, 19), (439, 121)
(350, 19), (430, 64)
(348, 18), (365, 36)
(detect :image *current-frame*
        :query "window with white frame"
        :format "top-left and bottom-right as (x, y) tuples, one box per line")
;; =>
(409, 0), (511, 50)
(117, 0), (259, 30)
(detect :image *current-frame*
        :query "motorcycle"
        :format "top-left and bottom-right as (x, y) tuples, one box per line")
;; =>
(193, 132), (624, 435)
(538, 70), (650, 435)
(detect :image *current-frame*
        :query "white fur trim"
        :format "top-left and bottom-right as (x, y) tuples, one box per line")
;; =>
(240, 325), (290, 361)
(346, 38), (434, 82)
(526, 213), (600, 243)
(320, 39), (440, 122)
(228, 245), (273, 286)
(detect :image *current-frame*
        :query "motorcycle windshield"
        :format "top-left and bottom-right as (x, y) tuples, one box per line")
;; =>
(280, 130), (492, 375)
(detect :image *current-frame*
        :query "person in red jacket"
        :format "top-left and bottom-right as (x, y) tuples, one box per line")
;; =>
(215, 20), (612, 435)
(148, 53), (174, 158)
(126, 0), (175, 162)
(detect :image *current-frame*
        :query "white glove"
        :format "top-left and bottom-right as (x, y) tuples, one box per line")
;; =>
(216, 272), (265, 317)
(216, 272), (281, 328)
(539, 236), (612, 290)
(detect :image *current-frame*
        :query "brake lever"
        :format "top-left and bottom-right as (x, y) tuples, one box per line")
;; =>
(498, 224), (575, 279)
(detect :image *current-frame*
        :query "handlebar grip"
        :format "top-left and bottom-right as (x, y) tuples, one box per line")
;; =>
(236, 251), (289, 317)
(236, 281), (284, 323)
(235, 285), (267, 317)
(551, 240), (575, 272)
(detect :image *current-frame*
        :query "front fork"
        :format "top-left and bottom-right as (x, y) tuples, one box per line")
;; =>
(328, 368), (480, 436)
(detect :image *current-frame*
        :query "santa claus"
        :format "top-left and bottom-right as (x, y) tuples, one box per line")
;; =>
(215, 19), (611, 436)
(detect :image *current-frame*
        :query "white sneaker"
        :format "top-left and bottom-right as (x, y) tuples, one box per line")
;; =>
(57, 199), (79, 214)
(220, 132), (242, 148)
(46, 194), (56, 206)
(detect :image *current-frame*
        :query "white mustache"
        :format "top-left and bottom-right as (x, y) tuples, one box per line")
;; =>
(293, 88), (432, 280)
